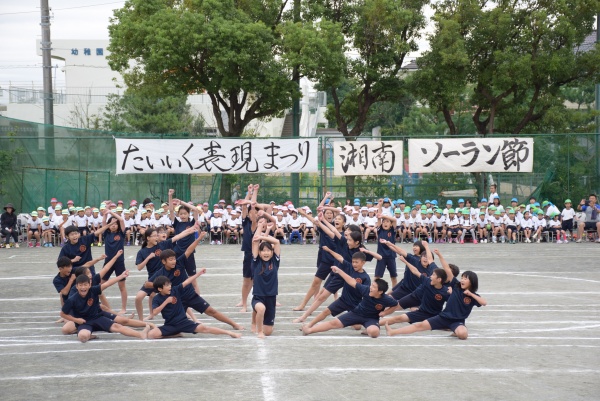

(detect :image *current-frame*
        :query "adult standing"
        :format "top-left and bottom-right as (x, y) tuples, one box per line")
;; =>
(1, 203), (20, 248)
(576, 194), (600, 243)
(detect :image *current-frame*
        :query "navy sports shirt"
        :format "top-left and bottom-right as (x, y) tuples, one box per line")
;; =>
(338, 260), (371, 307)
(352, 283), (399, 319)
(398, 256), (435, 292)
(103, 228), (125, 267)
(62, 284), (103, 321)
(149, 254), (189, 288)
(58, 233), (96, 272)
(153, 284), (188, 326)
(318, 226), (337, 266)
(241, 213), (253, 252)
(136, 239), (174, 278)
(376, 227), (397, 259)
(172, 218), (195, 256)
(439, 278), (481, 320)
(417, 275), (450, 315)
(252, 255), (280, 296)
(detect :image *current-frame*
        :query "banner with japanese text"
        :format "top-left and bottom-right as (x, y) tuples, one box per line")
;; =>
(408, 138), (534, 173)
(115, 138), (319, 174)
(333, 141), (403, 176)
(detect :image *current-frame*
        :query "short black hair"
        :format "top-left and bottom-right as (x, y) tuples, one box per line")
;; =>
(347, 224), (361, 233)
(160, 249), (176, 261)
(449, 264), (460, 278)
(72, 266), (89, 278)
(153, 276), (171, 292)
(65, 226), (79, 236)
(57, 256), (72, 269)
(433, 268), (447, 283)
(76, 275), (91, 285)
(178, 205), (191, 214)
(352, 252), (366, 262)
(374, 278), (388, 294)
(348, 230), (362, 244)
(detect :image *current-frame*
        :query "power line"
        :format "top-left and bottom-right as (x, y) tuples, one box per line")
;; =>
(0, 1), (125, 16)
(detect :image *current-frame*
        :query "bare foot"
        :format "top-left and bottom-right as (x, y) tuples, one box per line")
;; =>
(301, 325), (310, 336)
(143, 315), (154, 321)
(450, 332), (457, 337)
(292, 305), (305, 311)
(117, 309), (127, 315)
(385, 322), (394, 337)
(55, 318), (65, 323)
(276, 301), (282, 307)
(141, 325), (151, 339)
(251, 324), (257, 334)
(235, 301), (243, 307)
(233, 324), (245, 331)
(292, 317), (305, 324)
(146, 322), (157, 329)
(360, 330), (368, 336)
(257, 332), (265, 339)
(89, 335), (98, 340)
(352, 324), (362, 330)
(128, 312), (135, 319)
(239, 307), (247, 313)
(230, 331), (242, 339)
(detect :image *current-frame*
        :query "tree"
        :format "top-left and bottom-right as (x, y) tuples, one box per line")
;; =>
(415, 0), (600, 136)
(306, 0), (429, 198)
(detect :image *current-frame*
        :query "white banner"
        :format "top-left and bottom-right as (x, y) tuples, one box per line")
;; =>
(115, 138), (319, 174)
(333, 141), (403, 176)
(408, 138), (534, 173)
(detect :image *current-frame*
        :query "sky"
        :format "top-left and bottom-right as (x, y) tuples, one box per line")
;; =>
(0, 0), (432, 88)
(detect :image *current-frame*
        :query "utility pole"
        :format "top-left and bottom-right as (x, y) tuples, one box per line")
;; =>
(290, 0), (301, 205)
(41, 0), (54, 125)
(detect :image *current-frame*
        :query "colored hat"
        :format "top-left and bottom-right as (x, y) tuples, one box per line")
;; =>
(394, 208), (402, 214)
(324, 199), (331, 205)
(564, 199), (572, 204)
(493, 195), (500, 199)
(479, 211), (485, 215)
(404, 207), (411, 213)
(116, 206), (123, 212)
(92, 208), (99, 213)
(31, 211), (38, 217)
(425, 200), (431, 203)
(226, 205), (233, 209)
(456, 208), (463, 213)
(354, 198), (360, 203)
(536, 210), (544, 215)
(511, 198), (518, 202)
(542, 201), (549, 207)
(351, 210), (359, 214)
(398, 199), (405, 204)
(117, 200), (123, 204)
(448, 208), (455, 213)
(37, 207), (45, 211)
(366, 200), (373, 204)
(67, 200), (74, 204)
(458, 198), (464, 203)
(431, 200), (438, 205)
(446, 200), (453, 205)
(68, 207), (75, 212)
(463, 208), (470, 214)
(489, 206), (497, 211)
(276, 211), (283, 216)
(3, 203), (15, 211)
(62, 210), (69, 215)
(55, 205), (62, 210)
(219, 199), (226, 203)
(508, 208), (515, 214)
(154, 209), (161, 214)
(360, 206), (368, 211)
(533, 202), (540, 207)
(519, 204), (526, 208)
(414, 200), (422, 206)
(123, 208), (130, 213)
(551, 212), (560, 217)
(420, 210), (426, 214)
(130, 200), (138, 206)
(383, 197), (390, 203)
(481, 198), (487, 202)
(420, 205), (427, 210)
(494, 210), (501, 215)
(354, 201), (360, 206)
(427, 209), (434, 214)
(50, 198), (58, 203)
(42, 217), (50, 222)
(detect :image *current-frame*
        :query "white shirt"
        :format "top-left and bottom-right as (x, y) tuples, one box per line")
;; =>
(520, 217), (534, 229)
(431, 215), (445, 228)
(288, 216), (303, 229)
(210, 217), (223, 229)
(561, 208), (576, 221)
(548, 219), (561, 228)
(74, 215), (88, 228)
(363, 216), (378, 227)
(27, 217), (41, 230)
(302, 216), (314, 228)
(533, 217), (547, 229)
(40, 221), (54, 231)
(446, 216), (460, 227)
(476, 215), (487, 227)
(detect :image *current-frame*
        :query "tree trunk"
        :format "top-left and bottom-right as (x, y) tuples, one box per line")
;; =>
(219, 179), (232, 205)
(346, 175), (356, 201)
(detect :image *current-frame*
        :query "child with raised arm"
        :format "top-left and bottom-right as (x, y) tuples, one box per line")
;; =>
(60, 270), (150, 342)
(385, 240), (435, 300)
(168, 190), (201, 289)
(302, 246), (370, 330)
(380, 253), (449, 328)
(293, 193), (339, 311)
(386, 248), (487, 340)
(374, 212), (398, 287)
(251, 220), (281, 338)
(148, 272), (242, 339)
(302, 266), (399, 338)
(236, 184), (259, 312)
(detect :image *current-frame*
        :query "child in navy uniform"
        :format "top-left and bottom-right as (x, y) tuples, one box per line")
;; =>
(302, 267), (399, 338)
(148, 273), (242, 339)
(251, 220), (281, 338)
(235, 184), (259, 312)
(385, 252), (487, 340)
(386, 240), (435, 300)
(301, 246), (371, 330)
(60, 270), (150, 342)
(374, 212), (398, 287)
(143, 248), (243, 330)
(58, 225), (97, 274)
(381, 254), (450, 329)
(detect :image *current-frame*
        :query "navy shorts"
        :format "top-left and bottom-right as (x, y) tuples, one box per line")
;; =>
(101, 259), (126, 281)
(375, 258), (397, 278)
(139, 285), (154, 296)
(182, 254), (197, 276)
(315, 262), (332, 281)
(77, 315), (114, 333)
(323, 273), (344, 293)
(77, 227), (87, 235)
(337, 311), (379, 329)
(101, 311), (117, 320)
(561, 220), (573, 231)
(159, 320), (200, 337)
(427, 315), (465, 332)
(183, 293), (210, 314)
(398, 293), (421, 309)
(507, 225), (517, 232)
(390, 284), (411, 301)
(448, 227), (460, 234)
(406, 309), (436, 324)
(252, 295), (276, 326)
(242, 251), (253, 279)
(327, 298), (353, 317)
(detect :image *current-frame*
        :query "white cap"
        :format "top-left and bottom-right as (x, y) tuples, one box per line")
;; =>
(277, 211), (283, 216)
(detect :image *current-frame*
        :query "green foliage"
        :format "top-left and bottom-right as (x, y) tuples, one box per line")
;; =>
(414, 0), (600, 135)
(0, 132), (24, 196)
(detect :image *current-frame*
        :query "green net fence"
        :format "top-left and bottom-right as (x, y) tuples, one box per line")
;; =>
(0, 116), (598, 213)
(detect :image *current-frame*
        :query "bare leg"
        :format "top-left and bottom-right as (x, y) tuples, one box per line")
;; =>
(135, 290), (147, 321)
(293, 276), (323, 311)
(100, 293), (112, 310)
(205, 306), (244, 330)
(302, 319), (343, 335)
(113, 315), (156, 329)
(294, 288), (332, 323)
(239, 277), (252, 312)
(254, 303), (266, 338)
(110, 322), (150, 339)
(196, 324), (242, 338)
(385, 320), (431, 336)
(305, 308), (331, 329)
(118, 280), (128, 313)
